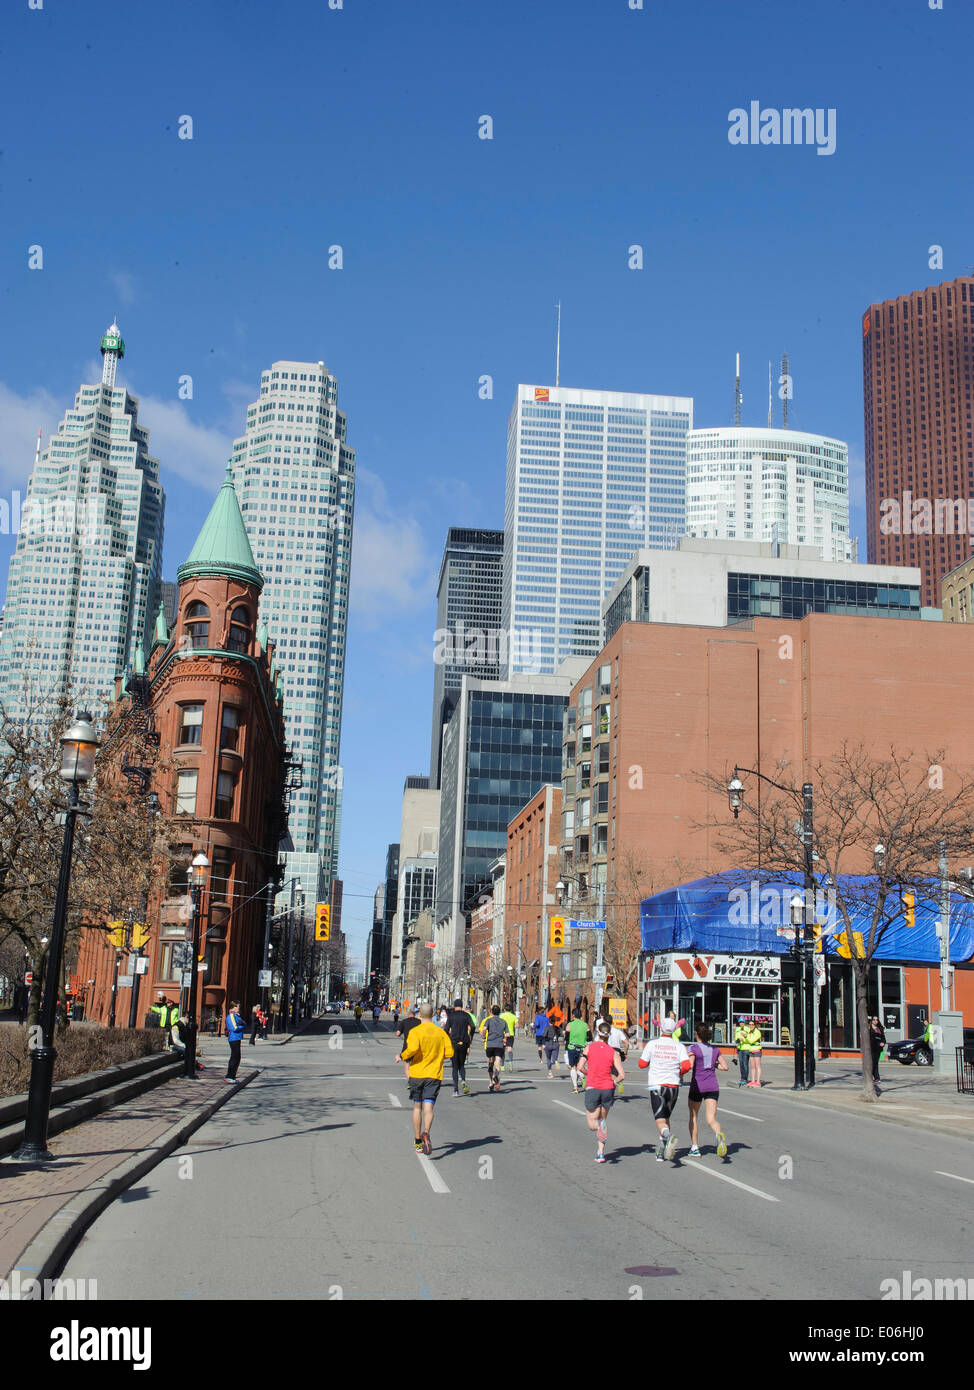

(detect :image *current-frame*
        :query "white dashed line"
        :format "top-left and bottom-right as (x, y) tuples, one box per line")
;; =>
(683, 1159), (779, 1202)
(716, 1106), (764, 1122)
(417, 1155), (450, 1193)
(389, 1093), (402, 1108)
(935, 1170), (974, 1186)
(551, 1098), (584, 1114)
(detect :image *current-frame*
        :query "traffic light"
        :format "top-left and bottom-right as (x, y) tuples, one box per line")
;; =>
(903, 891), (915, 930)
(108, 921), (125, 949)
(549, 916), (565, 949)
(315, 903), (331, 941)
(835, 929), (865, 959)
(132, 921), (150, 950)
(810, 924), (823, 954)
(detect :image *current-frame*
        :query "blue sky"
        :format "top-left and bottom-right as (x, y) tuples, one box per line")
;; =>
(1, 0), (971, 963)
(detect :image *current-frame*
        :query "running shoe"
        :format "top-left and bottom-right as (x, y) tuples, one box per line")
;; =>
(655, 1139), (665, 1162)
(594, 1153), (606, 1163)
(688, 1145), (702, 1157)
(414, 1138), (423, 1153)
(421, 1131), (432, 1155)
(663, 1132), (678, 1161)
(716, 1131), (728, 1158)
(618, 1082), (624, 1095)
(597, 1119), (607, 1142)
(461, 1081), (470, 1095)
(452, 1089), (460, 1097)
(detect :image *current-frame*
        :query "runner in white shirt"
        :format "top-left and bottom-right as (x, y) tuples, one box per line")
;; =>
(638, 1017), (692, 1161)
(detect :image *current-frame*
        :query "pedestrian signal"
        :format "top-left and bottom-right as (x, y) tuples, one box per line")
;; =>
(315, 903), (331, 941)
(549, 916), (565, 949)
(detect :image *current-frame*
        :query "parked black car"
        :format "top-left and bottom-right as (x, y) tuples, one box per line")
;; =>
(887, 1036), (933, 1066)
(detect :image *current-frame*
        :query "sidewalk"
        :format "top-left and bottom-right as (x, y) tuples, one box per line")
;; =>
(744, 1053), (974, 1139)
(0, 1049), (257, 1287)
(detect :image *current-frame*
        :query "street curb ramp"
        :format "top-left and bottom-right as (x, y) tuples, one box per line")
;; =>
(11, 1069), (259, 1291)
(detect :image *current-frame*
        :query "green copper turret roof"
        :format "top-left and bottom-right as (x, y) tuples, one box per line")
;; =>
(176, 466), (264, 591)
(133, 642), (146, 676)
(152, 602), (169, 648)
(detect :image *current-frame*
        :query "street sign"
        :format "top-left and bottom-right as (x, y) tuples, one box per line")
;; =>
(608, 997), (627, 1026)
(118, 976), (133, 988)
(25, 972), (32, 986)
(258, 969), (272, 987)
(181, 971), (193, 988)
(127, 954), (139, 973)
(424, 941), (436, 949)
(592, 965), (607, 983)
(776, 926), (797, 940)
(134, 956), (149, 975)
(570, 918), (606, 931)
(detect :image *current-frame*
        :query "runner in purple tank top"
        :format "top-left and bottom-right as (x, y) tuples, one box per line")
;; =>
(686, 1022), (729, 1158)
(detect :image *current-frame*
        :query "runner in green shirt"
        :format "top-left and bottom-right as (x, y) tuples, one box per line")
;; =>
(565, 1009), (592, 1093)
(500, 1009), (518, 1071)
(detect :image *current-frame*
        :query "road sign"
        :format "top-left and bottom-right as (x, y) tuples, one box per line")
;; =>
(424, 940), (436, 949)
(181, 971), (193, 988)
(25, 972), (32, 986)
(608, 997), (627, 1026)
(570, 918), (606, 931)
(258, 969), (272, 987)
(776, 926), (796, 940)
(118, 976), (133, 988)
(134, 956), (149, 975)
(592, 964), (607, 983)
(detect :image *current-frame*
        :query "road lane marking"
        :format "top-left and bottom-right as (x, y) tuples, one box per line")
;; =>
(389, 1093), (402, 1108)
(683, 1159), (779, 1202)
(417, 1155), (450, 1193)
(935, 1170), (974, 1186)
(551, 1098), (584, 1114)
(716, 1106), (764, 1122)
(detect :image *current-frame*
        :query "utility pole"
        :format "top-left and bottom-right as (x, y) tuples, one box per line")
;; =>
(938, 839), (953, 1013)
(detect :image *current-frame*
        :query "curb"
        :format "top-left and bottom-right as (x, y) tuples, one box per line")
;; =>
(10, 1069), (260, 1290)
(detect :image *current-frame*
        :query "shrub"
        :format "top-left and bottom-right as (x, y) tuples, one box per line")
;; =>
(0, 1023), (167, 1098)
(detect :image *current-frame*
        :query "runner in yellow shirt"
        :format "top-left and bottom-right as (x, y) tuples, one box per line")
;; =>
(398, 1003), (454, 1154)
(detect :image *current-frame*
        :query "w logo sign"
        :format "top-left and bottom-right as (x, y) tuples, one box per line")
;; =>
(674, 956), (713, 980)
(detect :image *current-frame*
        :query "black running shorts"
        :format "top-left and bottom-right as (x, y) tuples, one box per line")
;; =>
(408, 1078), (441, 1104)
(649, 1085), (679, 1120)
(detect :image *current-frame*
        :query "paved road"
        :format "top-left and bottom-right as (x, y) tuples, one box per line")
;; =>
(63, 1018), (974, 1301)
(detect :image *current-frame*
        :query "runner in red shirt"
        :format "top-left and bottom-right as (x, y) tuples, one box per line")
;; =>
(578, 1019), (626, 1162)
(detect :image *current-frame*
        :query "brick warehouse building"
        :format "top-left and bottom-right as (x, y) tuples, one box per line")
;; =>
(504, 784), (563, 1028)
(558, 613), (974, 1051)
(76, 469), (290, 1031)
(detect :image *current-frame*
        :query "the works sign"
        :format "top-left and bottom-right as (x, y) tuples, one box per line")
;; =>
(650, 953), (781, 985)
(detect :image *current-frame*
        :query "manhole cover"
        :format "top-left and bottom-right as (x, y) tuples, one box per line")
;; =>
(624, 1265), (678, 1277)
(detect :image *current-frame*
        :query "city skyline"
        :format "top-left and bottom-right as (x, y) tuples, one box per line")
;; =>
(2, 0), (972, 962)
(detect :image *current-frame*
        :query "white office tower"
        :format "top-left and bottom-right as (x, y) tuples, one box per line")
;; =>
(502, 385), (693, 673)
(229, 360), (355, 906)
(685, 427), (852, 562)
(0, 322), (164, 719)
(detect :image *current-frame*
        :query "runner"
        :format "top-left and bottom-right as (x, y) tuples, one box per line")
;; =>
(479, 1004), (508, 1091)
(686, 1022), (729, 1157)
(446, 997), (474, 1095)
(395, 1003), (421, 1083)
(533, 1005), (550, 1061)
(565, 1009), (592, 1092)
(599, 1015), (630, 1094)
(542, 1012), (562, 1078)
(638, 1017), (692, 1162)
(397, 1003), (454, 1154)
(578, 1019), (625, 1162)
(354, 1002), (363, 1024)
(500, 1006), (518, 1071)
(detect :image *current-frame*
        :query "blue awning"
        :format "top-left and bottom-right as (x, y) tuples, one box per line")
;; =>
(640, 874), (974, 964)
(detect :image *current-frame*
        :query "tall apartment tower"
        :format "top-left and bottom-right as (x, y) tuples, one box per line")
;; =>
(0, 322), (164, 718)
(863, 275), (974, 606)
(686, 426), (852, 562)
(430, 528), (504, 787)
(229, 358), (355, 907)
(503, 385), (692, 674)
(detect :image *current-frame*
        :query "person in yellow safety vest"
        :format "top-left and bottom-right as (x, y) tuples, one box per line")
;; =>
(733, 1016), (751, 1086)
(151, 995), (177, 1030)
(739, 1018), (764, 1088)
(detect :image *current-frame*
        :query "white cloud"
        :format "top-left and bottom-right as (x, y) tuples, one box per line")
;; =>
(350, 468), (435, 630)
(0, 382), (62, 493)
(134, 395), (231, 492)
(108, 270), (137, 308)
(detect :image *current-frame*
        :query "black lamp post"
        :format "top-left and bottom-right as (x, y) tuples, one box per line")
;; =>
(13, 713), (100, 1162)
(729, 765), (817, 1091)
(184, 852), (210, 1078)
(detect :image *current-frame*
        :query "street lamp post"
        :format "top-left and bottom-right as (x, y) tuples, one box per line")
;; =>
(13, 713), (100, 1162)
(184, 852), (210, 1078)
(729, 765), (817, 1091)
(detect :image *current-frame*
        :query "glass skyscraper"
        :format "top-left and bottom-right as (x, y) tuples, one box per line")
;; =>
(502, 385), (692, 674)
(429, 527), (504, 788)
(229, 358), (355, 907)
(0, 321), (163, 718)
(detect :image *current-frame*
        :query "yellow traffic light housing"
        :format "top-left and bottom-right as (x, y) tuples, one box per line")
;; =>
(315, 903), (331, 941)
(549, 915), (565, 949)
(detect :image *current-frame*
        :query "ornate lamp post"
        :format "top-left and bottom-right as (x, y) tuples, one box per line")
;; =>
(13, 713), (100, 1162)
(728, 765), (817, 1090)
(184, 852), (210, 1077)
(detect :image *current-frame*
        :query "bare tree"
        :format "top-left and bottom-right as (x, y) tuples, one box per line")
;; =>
(702, 744), (974, 1100)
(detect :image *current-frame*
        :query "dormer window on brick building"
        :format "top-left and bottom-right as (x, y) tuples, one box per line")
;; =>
(185, 602), (210, 649)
